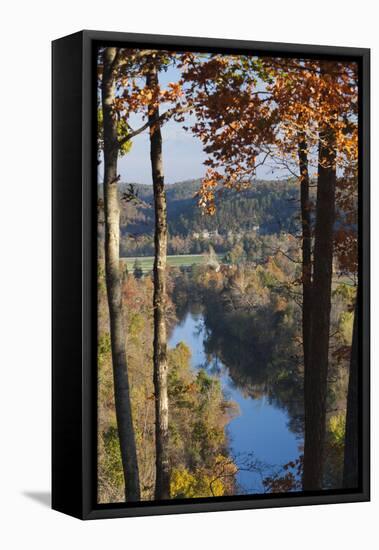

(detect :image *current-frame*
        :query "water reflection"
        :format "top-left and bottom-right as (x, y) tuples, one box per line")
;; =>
(169, 306), (303, 494)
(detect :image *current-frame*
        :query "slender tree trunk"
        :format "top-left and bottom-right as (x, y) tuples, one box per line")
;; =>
(101, 47), (140, 501)
(343, 296), (359, 488)
(297, 132), (312, 377)
(303, 64), (337, 490)
(147, 64), (170, 500)
(297, 133), (314, 489)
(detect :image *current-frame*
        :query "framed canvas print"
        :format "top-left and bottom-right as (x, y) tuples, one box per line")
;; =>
(52, 30), (370, 519)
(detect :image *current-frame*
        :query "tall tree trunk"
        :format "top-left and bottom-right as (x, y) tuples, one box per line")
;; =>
(101, 47), (140, 501)
(297, 132), (312, 378)
(303, 64), (337, 490)
(147, 64), (170, 500)
(343, 296), (359, 488)
(297, 133), (313, 488)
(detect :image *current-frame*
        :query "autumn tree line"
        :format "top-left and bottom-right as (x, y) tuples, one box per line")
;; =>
(97, 268), (237, 502)
(98, 178), (303, 258)
(98, 47), (358, 500)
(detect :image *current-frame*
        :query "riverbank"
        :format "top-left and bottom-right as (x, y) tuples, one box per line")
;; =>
(168, 306), (302, 494)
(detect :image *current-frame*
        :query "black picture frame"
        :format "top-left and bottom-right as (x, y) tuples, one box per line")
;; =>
(52, 30), (370, 520)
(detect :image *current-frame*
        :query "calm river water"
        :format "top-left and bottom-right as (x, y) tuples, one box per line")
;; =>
(168, 307), (302, 494)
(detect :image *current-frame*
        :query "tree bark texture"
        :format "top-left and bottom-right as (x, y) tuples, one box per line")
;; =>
(101, 47), (140, 501)
(303, 64), (337, 490)
(297, 132), (313, 381)
(147, 64), (171, 500)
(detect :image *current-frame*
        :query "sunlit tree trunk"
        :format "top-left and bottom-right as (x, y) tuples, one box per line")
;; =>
(147, 63), (170, 500)
(343, 296), (359, 488)
(297, 132), (314, 489)
(297, 132), (312, 381)
(102, 47), (140, 501)
(303, 69), (337, 490)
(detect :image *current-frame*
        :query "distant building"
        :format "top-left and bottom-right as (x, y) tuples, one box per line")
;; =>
(193, 229), (219, 240)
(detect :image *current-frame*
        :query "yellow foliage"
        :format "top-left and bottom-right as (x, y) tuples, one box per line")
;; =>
(170, 467), (225, 498)
(339, 311), (354, 345)
(329, 413), (346, 447)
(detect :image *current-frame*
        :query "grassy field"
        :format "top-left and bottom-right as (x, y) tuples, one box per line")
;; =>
(121, 255), (357, 287)
(122, 254), (223, 273)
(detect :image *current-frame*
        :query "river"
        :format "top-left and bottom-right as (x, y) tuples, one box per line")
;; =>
(168, 307), (302, 495)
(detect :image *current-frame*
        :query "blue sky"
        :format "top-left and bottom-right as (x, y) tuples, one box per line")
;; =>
(98, 60), (285, 185)
(117, 64), (207, 185)
(117, 111), (208, 185)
